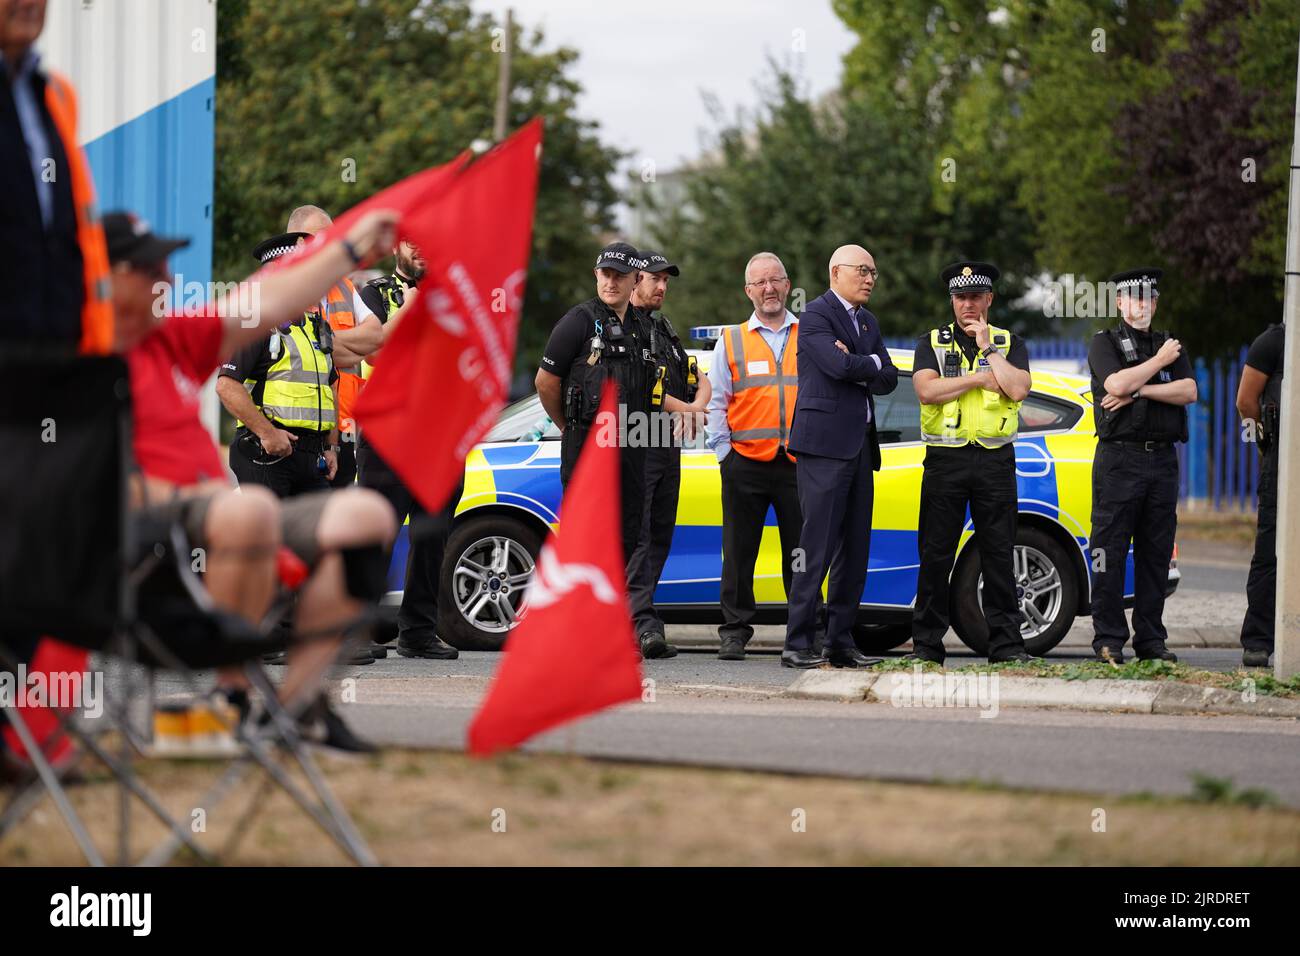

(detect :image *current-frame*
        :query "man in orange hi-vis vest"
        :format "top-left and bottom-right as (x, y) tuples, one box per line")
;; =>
(1, 0), (113, 767)
(0, 0), (112, 355)
(284, 205), (385, 488)
(705, 252), (814, 662)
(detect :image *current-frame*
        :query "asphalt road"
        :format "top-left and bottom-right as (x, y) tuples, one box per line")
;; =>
(1176, 560), (1250, 595)
(337, 659), (1300, 808)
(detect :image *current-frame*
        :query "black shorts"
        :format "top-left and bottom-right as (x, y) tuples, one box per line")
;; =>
(135, 489), (331, 567)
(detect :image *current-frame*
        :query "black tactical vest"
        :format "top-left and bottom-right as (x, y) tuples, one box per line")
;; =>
(1093, 325), (1189, 443)
(561, 298), (653, 430)
(641, 308), (696, 408)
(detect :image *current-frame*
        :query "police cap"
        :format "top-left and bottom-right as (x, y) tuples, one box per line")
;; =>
(1110, 266), (1162, 298)
(941, 261), (999, 295)
(639, 250), (680, 276)
(594, 241), (646, 274)
(253, 232), (311, 265)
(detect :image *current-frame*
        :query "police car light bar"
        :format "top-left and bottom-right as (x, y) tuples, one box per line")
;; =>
(690, 326), (726, 343)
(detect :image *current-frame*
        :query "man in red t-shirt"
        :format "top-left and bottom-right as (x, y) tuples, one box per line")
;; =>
(105, 210), (400, 752)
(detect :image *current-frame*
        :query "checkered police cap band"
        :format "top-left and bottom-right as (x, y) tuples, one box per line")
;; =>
(948, 271), (993, 292)
(1115, 276), (1159, 291)
(261, 243), (299, 263)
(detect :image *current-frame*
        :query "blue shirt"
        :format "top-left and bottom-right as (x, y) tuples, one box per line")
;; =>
(706, 311), (798, 461)
(3, 50), (53, 228)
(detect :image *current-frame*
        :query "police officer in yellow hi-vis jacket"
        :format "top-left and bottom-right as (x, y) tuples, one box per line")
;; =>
(217, 232), (342, 498)
(909, 262), (1033, 665)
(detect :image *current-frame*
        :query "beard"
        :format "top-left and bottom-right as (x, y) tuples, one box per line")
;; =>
(397, 254), (425, 281)
(1127, 315), (1152, 331)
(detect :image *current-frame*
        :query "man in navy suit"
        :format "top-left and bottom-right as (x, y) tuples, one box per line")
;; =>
(783, 245), (898, 667)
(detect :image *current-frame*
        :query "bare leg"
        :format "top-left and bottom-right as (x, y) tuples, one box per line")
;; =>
(279, 488), (397, 708)
(202, 487), (280, 691)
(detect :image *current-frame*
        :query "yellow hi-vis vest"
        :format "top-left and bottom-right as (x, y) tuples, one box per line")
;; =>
(241, 319), (337, 432)
(919, 324), (1022, 449)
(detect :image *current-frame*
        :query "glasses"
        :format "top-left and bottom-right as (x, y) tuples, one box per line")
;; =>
(833, 264), (879, 280)
(744, 277), (788, 289)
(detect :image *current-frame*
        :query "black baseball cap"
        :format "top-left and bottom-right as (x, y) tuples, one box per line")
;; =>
(639, 250), (680, 276)
(593, 241), (644, 274)
(102, 211), (190, 266)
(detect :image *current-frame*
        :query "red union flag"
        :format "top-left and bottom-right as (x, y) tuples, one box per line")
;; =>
(354, 118), (544, 511)
(467, 382), (642, 756)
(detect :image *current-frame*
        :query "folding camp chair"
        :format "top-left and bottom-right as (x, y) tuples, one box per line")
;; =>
(0, 353), (378, 866)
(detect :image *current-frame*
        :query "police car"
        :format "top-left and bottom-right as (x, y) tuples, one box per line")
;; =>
(384, 329), (1180, 656)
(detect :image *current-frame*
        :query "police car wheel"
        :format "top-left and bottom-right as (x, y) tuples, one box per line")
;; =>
(949, 526), (1079, 657)
(851, 622), (912, 654)
(437, 514), (543, 651)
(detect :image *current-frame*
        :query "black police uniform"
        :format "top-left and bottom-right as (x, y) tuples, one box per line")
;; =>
(1087, 271), (1192, 661)
(911, 303), (1032, 664)
(539, 296), (654, 566)
(355, 271), (462, 658)
(219, 313), (337, 499)
(1240, 323), (1284, 657)
(626, 300), (697, 642)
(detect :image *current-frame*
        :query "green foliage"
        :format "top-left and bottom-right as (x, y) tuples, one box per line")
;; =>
(648, 72), (1040, 338)
(822, 0), (1297, 355)
(214, 0), (622, 365)
(1189, 773), (1278, 807)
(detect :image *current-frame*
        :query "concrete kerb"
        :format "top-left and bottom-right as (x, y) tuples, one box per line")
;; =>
(782, 670), (1300, 718)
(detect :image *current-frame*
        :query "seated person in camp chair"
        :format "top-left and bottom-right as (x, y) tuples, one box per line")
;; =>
(106, 209), (400, 753)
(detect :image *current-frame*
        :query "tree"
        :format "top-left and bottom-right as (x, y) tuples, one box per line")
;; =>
(214, 0), (622, 364)
(646, 71), (1041, 340)
(833, 0), (1298, 355)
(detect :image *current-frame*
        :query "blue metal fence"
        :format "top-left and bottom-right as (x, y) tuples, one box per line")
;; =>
(1189, 348), (1259, 512)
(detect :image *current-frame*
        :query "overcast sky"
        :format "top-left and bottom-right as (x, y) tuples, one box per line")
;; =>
(470, 0), (858, 173)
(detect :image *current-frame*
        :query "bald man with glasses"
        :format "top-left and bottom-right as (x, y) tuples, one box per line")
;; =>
(782, 245), (897, 668)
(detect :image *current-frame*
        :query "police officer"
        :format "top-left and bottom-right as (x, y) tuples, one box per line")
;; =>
(535, 242), (661, 644)
(1087, 267), (1197, 664)
(353, 239), (461, 660)
(625, 251), (711, 658)
(217, 232), (341, 498)
(910, 262), (1033, 665)
(1236, 322), (1284, 668)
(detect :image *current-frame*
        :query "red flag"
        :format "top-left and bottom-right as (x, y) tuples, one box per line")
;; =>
(354, 118), (543, 512)
(467, 382), (642, 756)
(1, 638), (87, 767)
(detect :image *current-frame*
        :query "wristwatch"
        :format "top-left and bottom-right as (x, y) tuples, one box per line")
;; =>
(327, 444), (341, 453)
(980, 344), (997, 359)
(1132, 388), (1142, 400)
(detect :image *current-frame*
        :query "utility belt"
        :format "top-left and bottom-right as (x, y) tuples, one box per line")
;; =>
(236, 424), (329, 454)
(1104, 439), (1174, 452)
